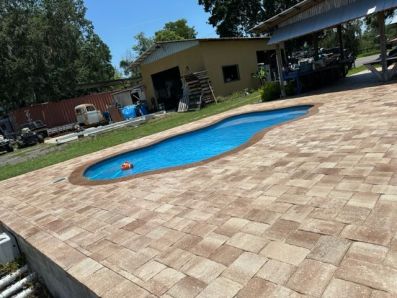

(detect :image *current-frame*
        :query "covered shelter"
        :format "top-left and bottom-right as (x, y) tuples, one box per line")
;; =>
(252, 0), (397, 95)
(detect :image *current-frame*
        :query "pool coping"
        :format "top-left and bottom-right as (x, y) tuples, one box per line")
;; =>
(69, 103), (321, 186)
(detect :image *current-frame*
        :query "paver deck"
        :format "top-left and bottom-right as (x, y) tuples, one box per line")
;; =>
(1, 82), (397, 297)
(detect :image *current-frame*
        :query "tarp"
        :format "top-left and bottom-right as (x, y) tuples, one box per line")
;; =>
(269, 0), (397, 44)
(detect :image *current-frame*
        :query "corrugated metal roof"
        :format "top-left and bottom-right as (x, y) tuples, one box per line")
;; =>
(252, 0), (319, 32)
(253, 0), (397, 44)
(143, 40), (199, 65)
(131, 37), (269, 67)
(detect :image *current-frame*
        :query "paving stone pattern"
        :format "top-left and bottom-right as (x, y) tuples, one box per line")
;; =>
(1, 84), (397, 297)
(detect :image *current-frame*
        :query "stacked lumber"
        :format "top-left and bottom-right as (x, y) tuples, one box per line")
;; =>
(193, 71), (216, 105)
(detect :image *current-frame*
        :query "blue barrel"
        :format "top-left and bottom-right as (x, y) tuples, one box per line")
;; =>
(121, 105), (137, 120)
(139, 104), (149, 115)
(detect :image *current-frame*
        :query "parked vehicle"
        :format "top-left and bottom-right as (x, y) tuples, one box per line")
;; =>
(0, 135), (14, 153)
(0, 117), (16, 140)
(75, 104), (107, 126)
(16, 128), (41, 148)
(20, 120), (48, 140)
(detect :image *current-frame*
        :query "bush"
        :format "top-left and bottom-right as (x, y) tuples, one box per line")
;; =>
(285, 80), (296, 96)
(259, 82), (281, 102)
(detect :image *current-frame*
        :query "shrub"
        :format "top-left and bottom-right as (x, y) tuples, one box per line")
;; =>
(285, 80), (296, 96)
(259, 82), (281, 102)
(252, 67), (269, 86)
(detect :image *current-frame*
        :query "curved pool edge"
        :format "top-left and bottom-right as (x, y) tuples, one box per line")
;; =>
(69, 103), (321, 186)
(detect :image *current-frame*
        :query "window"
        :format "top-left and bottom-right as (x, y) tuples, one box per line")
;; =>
(222, 65), (240, 83)
(256, 51), (267, 64)
(256, 50), (277, 66)
(86, 105), (96, 112)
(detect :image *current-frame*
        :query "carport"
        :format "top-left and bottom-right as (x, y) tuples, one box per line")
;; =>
(252, 0), (397, 96)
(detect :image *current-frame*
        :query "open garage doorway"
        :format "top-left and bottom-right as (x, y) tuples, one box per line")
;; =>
(151, 67), (183, 111)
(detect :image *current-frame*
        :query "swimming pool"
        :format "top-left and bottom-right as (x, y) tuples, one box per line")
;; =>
(84, 105), (312, 181)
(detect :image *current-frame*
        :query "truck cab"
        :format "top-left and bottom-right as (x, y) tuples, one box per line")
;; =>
(75, 104), (106, 126)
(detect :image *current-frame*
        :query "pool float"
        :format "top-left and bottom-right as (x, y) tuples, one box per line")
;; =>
(121, 161), (133, 170)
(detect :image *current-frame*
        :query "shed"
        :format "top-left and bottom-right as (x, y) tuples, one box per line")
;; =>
(252, 0), (397, 93)
(132, 38), (282, 111)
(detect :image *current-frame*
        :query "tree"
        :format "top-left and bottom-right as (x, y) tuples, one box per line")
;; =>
(359, 11), (397, 54)
(0, 0), (114, 111)
(120, 19), (197, 76)
(319, 20), (362, 55)
(132, 32), (154, 56)
(342, 21), (362, 56)
(198, 0), (301, 37)
(154, 30), (184, 42)
(76, 32), (115, 83)
(113, 68), (124, 79)
(119, 32), (154, 77)
(155, 19), (197, 41)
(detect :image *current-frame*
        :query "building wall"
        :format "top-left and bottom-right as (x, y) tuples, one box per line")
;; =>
(140, 46), (205, 108)
(200, 40), (277, 96)
(140, 39), (278, 110)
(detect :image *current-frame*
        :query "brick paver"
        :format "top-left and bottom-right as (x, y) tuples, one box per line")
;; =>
(1, 83), (397, 296)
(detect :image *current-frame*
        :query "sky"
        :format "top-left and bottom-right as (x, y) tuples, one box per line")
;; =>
(84, 0), (218, 68)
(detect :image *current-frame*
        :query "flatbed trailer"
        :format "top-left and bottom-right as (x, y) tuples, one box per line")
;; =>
(47, 123), (76, 137)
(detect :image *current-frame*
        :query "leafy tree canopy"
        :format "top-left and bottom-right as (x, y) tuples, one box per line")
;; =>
(120, 19), (197, 76)
(319, 20), (362, 55)
(155, 19), (197, 41)
(132, 32), (155, 56)
(155, 30), (185, 42)
(198, 0), (301, 37)
(0, 0), (114, 111)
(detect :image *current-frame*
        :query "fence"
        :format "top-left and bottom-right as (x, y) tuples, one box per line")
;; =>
(9, 92), (114, 129)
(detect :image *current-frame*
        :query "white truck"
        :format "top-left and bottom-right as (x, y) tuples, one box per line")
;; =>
(75, 104), (107, 127)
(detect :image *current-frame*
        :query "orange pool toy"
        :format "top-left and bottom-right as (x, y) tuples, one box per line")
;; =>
(121, 161), (133, 171)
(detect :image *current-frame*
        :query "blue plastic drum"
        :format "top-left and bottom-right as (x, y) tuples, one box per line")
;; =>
(139, 104), (149, 115)
(121, 105), (137, 119)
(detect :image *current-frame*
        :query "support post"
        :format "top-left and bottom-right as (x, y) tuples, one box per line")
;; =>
(313, 32), (319, 60)
(282, 49), (288, 66)
(378, 11), (388, 81)
(337, 25), (344, 60)
(276, 43), (286, 97)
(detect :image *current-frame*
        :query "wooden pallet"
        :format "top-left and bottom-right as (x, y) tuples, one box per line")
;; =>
(178, 70), (216, 112)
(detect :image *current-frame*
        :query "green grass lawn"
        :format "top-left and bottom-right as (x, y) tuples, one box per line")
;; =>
(356, 50), (379, 58)
(347, 65), (367, 76)
(0, 92), (260, 181)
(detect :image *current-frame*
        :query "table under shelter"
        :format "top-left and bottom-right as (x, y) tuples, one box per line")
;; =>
(252, 0), (397, 96)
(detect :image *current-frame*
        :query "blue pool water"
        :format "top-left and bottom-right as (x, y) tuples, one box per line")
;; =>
(85, 105), (312, 180)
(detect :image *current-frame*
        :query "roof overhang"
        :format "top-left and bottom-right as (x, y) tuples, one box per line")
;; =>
(253, 0), (397, 44)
